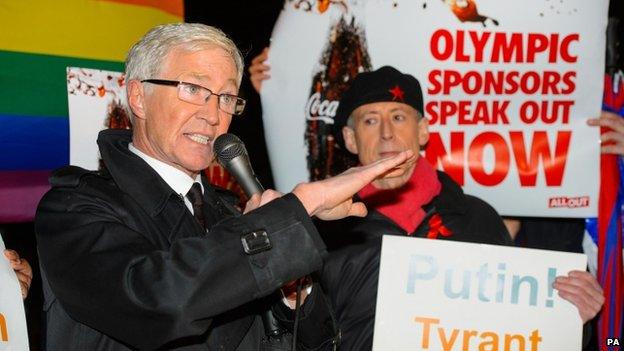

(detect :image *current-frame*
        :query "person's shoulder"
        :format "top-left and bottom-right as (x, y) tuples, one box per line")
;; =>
(463, 193), (499, 217)
(50, 165), (115, 192)
(40, 165), (118, 207)
(49, 165), (104, 187)
(453, 194), (513, 246)
(435, 171), (500, 222)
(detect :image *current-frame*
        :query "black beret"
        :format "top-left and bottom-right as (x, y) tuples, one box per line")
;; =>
(333, 66), (424, 148)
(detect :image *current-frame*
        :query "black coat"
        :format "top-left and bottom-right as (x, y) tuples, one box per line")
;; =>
(319, 171), (512, 351)
(35, 129), (336, 351)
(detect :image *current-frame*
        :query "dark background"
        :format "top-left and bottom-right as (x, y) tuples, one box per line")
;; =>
(2, 1), (622, 349)
(186, 0), (285, 190)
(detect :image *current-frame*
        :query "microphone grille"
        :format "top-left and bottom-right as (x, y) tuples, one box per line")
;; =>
(214, 133), (247, 163)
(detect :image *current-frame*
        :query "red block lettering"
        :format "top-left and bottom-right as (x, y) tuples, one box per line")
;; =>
(468, 132), (510, 186)
(560, 34), (579, 63)
(510, 131), (571, 186)
(431, 29), (454, 61)
(491, 32), (523, 63)
(425, 132), (465, 185)
(428, 70), (443, 94)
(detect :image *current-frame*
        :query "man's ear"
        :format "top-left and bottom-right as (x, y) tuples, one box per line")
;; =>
(417, 116), (430, 146)
(342, 126), (359, 155)
(128, 80), (146, 120)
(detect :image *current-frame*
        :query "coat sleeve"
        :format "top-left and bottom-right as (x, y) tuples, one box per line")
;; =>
(35, 182), (326, 350)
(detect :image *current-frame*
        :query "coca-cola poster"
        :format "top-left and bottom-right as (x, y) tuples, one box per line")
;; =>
(261, 0), (608, 217)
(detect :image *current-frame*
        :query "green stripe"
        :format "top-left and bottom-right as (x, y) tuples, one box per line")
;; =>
(0, 50), (124, 117)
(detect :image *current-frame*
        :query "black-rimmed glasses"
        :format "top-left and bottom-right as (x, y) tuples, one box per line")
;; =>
(141, 79), (246, 115)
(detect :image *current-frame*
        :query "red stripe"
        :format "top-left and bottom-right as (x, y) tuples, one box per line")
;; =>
(99, 0), (184, 17)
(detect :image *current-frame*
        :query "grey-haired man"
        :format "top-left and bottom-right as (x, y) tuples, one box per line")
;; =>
(35, 23), (413, 350)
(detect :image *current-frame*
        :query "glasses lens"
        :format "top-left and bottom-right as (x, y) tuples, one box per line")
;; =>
(219, 95), (246, 115)
(178, 83), (208, 105)
(234, 99), (246, 115)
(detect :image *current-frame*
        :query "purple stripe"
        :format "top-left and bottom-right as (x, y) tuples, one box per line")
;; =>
(0, 170), (51, 223)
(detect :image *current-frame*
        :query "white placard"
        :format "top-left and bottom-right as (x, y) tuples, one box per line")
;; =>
(263, 0), (608, 217)
(373, 236), (587, 351)
(67, 67), (127, 170)
(0, 235), (29, 351)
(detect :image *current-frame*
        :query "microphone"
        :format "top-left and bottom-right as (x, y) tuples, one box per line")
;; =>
(213, 133), (284, 338)
(214, 133), (264, 197)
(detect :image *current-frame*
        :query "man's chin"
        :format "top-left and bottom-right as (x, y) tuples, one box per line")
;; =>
(380, 166), (408, 179)
(177, 157), (213, 177)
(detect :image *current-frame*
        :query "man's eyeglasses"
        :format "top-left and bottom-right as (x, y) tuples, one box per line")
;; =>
(141, 79), (246, 116)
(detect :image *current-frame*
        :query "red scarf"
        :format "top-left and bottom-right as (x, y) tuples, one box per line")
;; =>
(358, 157), (441, 234)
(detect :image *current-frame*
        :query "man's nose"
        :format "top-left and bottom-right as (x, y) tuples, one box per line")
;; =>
(380, 119), (394, 140)
(197, 95), (220, 125)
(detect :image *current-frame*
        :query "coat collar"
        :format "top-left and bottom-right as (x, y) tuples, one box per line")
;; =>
(424, 171), (467, 216)
(97, 129), (185, 217)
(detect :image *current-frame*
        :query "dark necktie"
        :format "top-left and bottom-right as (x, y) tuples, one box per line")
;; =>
(186, 182), (206, 229)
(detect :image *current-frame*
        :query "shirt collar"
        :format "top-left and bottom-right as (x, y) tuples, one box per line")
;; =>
(129, 143), (204, 197)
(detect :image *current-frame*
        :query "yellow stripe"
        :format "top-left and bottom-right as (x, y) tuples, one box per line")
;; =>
(0, 0), (182, 62)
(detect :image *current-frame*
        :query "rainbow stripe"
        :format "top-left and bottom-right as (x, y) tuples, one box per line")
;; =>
(587, 72), (624, 350)
(0, 0), (183, 222)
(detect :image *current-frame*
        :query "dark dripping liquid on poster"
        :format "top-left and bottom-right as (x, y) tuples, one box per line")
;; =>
(305, 15), (372, 181)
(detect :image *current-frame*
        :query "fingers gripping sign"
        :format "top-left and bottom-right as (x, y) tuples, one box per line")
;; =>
(587, 111), (624, 156)
(553, 270), (604, 323)
(3, 250), (32, 300)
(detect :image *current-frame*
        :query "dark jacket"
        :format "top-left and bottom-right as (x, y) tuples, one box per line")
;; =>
(515, 217), (585, 254)
(35, 129), (336, 351)
(319, 171), (512, 351)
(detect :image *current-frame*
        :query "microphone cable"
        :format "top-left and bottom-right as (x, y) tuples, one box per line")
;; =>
(291, 278), (303, 351)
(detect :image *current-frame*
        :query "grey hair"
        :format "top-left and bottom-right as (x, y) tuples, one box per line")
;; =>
(124, 23), (244, 119)
(346, 114), (355, 128)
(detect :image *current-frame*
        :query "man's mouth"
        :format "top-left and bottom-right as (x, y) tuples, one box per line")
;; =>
(184, 133), (212, 145)
(379, 151), (400, 158)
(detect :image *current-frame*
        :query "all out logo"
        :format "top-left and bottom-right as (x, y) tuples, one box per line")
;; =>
(548, 196), (590, 208)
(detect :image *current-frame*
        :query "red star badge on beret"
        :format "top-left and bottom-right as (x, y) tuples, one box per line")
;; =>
(388, 85), (405, 101)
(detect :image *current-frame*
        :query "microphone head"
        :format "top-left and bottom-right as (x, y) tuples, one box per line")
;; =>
(213, 133), (264, 196)
(214, 133), (247, 165)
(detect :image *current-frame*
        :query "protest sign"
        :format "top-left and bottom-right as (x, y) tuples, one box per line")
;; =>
(373, 236), (587, 350)
(263, 0), (608, 216)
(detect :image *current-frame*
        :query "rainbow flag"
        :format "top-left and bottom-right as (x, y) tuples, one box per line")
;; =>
(587, 71), (624, 350)
(0, 0), (183, 222)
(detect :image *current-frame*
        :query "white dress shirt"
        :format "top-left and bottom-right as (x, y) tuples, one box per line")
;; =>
(129, 143), (203, 214)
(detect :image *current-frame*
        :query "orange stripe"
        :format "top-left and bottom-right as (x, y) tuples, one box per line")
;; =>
(100, 0), (184, 17)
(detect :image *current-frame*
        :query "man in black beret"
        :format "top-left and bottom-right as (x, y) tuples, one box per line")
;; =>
(319, 66), (602, 350)
(322, 65), (511, 248)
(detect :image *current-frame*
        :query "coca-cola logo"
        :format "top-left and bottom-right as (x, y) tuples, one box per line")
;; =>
(305, 92), (339, 124)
